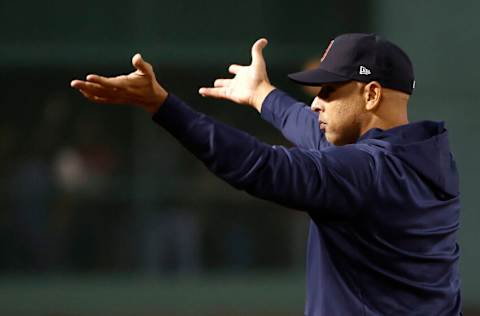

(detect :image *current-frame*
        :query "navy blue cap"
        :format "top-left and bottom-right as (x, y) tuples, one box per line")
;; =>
(288, 33), (415, 95)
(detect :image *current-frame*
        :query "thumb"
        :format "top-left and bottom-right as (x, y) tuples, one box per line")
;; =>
(251, 38), (268, 66)
(132, 53), (154, 76)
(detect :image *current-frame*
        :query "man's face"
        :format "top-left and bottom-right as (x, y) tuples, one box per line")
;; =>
(311, 81), (366, 146)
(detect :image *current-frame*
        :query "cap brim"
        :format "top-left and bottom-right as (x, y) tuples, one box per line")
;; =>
(288, 68), (350, 86)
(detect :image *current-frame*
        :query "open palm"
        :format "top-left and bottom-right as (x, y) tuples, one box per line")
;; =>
(70, 54), (168, 113)
(199, 38), (275, 112)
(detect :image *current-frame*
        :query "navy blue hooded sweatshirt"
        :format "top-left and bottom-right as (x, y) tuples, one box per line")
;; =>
(152, 89), (462, 315)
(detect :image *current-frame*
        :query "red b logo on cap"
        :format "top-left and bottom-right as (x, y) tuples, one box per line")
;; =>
(321, 40), (334, 62)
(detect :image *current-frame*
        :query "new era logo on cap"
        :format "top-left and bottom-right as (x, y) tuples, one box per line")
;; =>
(359, 66), (371, 75)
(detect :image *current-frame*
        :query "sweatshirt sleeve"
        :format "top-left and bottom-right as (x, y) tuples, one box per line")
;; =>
(260, 89), (331, 150)
(152, 94), (375, 219)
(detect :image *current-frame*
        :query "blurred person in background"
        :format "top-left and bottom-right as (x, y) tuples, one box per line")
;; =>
(71, 33), (462, 315)
(141, 205), (201, 274)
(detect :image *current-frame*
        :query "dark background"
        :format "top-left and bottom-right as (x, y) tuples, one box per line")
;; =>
(0, 0), (478, 315)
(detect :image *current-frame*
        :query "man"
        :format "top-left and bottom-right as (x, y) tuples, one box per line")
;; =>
(71, 33), (462, 315)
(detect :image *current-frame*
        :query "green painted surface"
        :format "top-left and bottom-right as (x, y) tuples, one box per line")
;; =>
(0, 273), (305, 315)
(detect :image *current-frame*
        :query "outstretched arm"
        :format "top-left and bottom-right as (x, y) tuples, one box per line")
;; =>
(199, 39), (328, 150)
(260, 89), (330, 150)
(70, 54), (372, 218)
(153, 93), (373, 218)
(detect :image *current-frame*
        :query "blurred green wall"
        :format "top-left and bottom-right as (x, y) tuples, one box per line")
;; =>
(375, 0), (480, 307)
(0, 0), (368, 67)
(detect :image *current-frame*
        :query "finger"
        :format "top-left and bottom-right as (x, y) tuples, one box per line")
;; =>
(228, 64), (243, 75)
(71, 80), (118, 98)
(251, 38), (268, 66)
(80, 88), (147, 106)
(198, 87), (227, 99)
(78, 89), (113, 104)
(132, 53), (154, 77)
(71, 79), (101, 90)
(86, 74), (126, 89)
(214, 79), (232, 88)
(71, 79), (98, 91)
(71, 79), (85, 89)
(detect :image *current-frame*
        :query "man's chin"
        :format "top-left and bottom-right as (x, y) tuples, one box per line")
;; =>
(326, 134), (349, 146)
(325, 133), (337, 145)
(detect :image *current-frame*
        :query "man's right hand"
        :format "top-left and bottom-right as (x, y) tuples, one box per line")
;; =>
(70, 54), (168, 114)
(198, 38), (276, 113)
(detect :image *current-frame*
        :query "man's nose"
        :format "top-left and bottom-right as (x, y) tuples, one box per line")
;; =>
(311, 97), (325, 113)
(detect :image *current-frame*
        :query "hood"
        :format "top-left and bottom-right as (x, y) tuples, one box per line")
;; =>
(358, 121), (459, 197)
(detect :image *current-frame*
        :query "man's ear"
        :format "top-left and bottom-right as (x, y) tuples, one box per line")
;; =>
(363, 81), (382, 111)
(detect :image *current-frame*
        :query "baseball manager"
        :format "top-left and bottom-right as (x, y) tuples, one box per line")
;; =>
(71, 33), (462, 315)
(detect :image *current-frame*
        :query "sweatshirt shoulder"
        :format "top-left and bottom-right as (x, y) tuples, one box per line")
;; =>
(320, 144), (379, 181)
